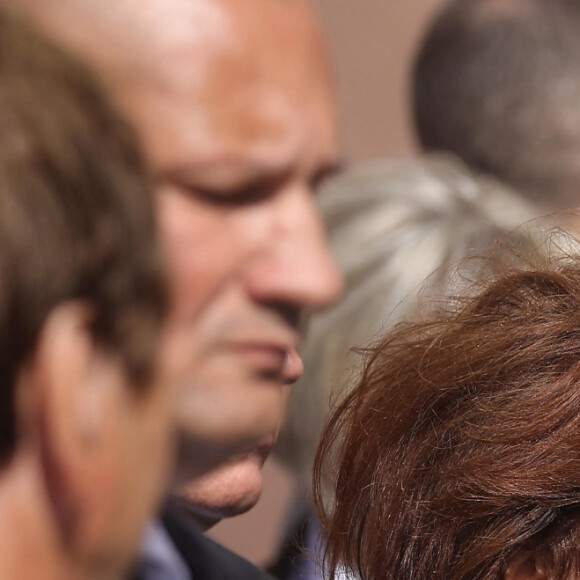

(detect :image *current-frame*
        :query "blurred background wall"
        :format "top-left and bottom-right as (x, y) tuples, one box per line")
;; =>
(316, 0), (446, 162)
(208, 0), (447, 565)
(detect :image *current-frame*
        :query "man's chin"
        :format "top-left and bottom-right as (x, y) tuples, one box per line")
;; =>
(173, 452), (266, 530)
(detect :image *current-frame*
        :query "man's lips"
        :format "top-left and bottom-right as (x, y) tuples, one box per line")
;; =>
(231, 343), (286, 373)
(221, 335), (303, 383)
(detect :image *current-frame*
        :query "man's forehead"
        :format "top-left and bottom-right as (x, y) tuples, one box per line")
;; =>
(133, 0), (327, 90)
(98, 1), (334, 167)
(5, 0), (236, 74)
(6, 0), (318, 62)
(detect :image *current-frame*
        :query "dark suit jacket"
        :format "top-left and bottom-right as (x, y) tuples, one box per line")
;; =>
(159, 508), (276, 580)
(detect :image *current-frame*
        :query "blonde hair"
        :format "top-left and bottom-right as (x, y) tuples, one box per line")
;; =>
(275, 153), (541, 490)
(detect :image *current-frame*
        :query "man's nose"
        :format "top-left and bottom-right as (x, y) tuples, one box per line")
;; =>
(244, 187), (344, 311)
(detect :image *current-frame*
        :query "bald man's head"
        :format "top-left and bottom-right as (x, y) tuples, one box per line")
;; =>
(8, 0), (333, 167)
(8, 0), (341, 524)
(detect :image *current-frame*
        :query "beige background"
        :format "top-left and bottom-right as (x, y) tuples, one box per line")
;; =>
(208, 0), (447, 565)
(315, 0), (446, 162)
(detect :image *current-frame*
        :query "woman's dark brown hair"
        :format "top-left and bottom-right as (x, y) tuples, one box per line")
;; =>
(314, 224), (580, 580)
(0, 11), (168, 461)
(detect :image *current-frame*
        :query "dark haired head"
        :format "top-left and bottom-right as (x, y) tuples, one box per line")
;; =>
(315, 223), (580, 580)
(413, 0), (580, 209)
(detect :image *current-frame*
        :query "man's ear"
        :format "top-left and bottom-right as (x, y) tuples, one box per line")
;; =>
(23, 301), (106, 539)
(504, 551), (548, 580)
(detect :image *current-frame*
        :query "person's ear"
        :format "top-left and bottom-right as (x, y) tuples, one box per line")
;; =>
(22, 301), (110, 540)
(504, 551), (548, 580)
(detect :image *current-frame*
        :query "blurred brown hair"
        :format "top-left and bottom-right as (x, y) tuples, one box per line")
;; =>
(314, 221), (580, 580)
(0, 11), (168, 461)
